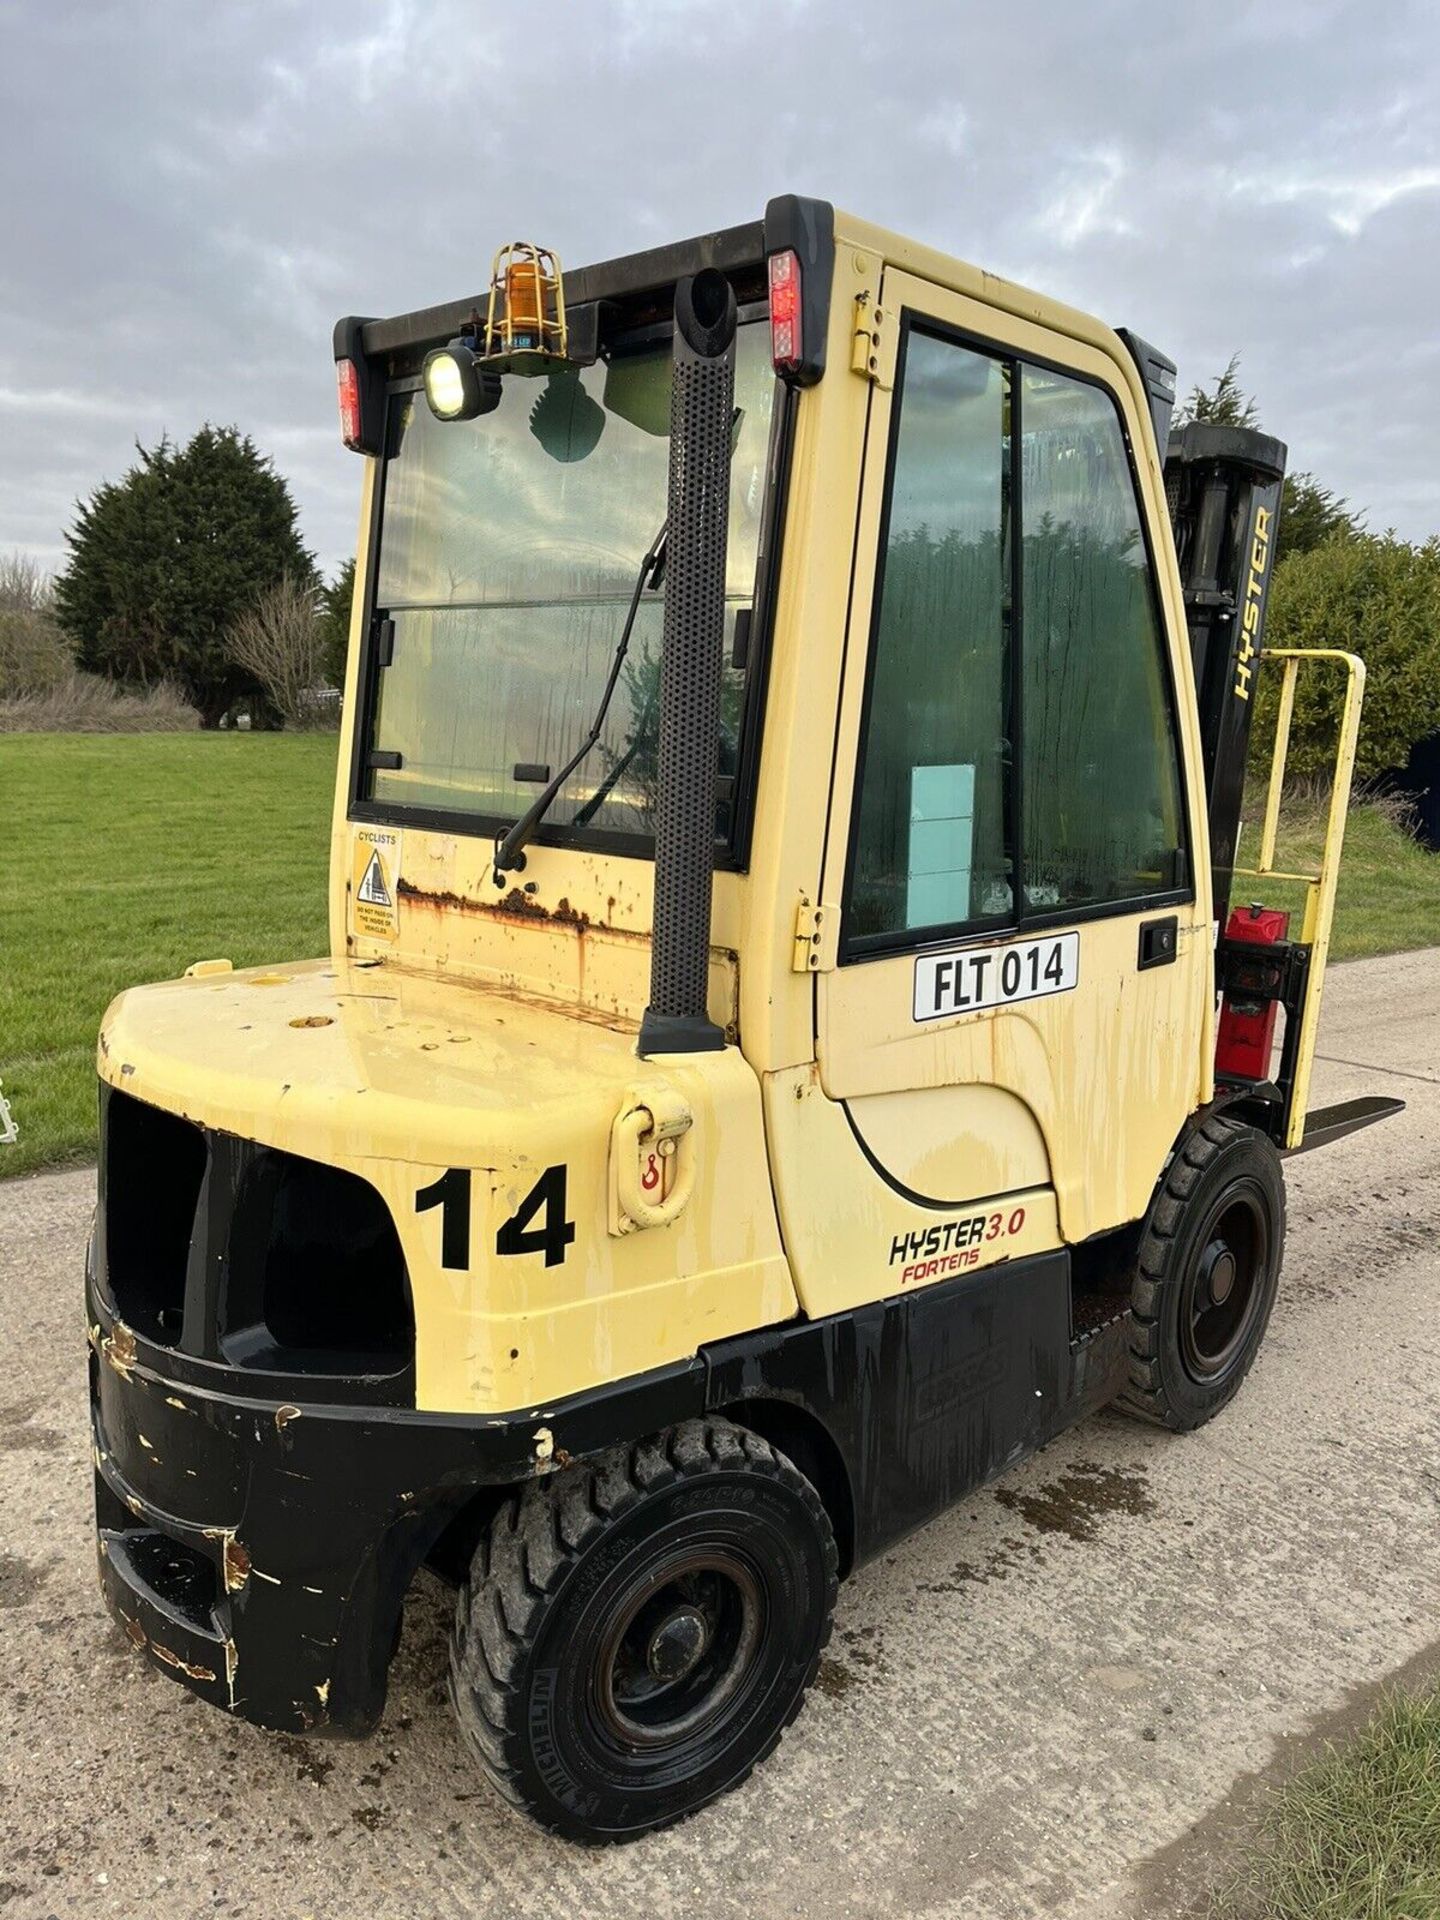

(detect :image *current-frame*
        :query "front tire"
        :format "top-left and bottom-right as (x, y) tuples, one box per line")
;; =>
(449, 1418), (838, 1842)
(1116, 1113), (1285, 1431)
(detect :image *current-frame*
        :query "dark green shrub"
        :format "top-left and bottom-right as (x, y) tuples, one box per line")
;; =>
(1256, 535), (1440, 781)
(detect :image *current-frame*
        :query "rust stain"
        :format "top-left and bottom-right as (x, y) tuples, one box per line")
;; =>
(398, 878), (547, 925)
(122, 1612), (147, 1649)
(150, 1642), (217, 1683)
(395, 877), (626, 938)
(223, 1536), (252, 1592)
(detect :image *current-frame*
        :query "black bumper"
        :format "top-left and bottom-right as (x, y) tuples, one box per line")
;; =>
(87, 1268), (703, 1737)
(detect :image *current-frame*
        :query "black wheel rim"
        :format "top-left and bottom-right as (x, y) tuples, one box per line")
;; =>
(1180, 1184), (1271, 1384)
(591, 1544), (764, 1752)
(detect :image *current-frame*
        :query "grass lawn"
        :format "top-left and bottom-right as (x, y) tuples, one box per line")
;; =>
(2, 732), (335, 1177)
(1, 734), (1437, 1179)
(1244, 792), (1440, 961)
(1212, 1681), (1440, 1918)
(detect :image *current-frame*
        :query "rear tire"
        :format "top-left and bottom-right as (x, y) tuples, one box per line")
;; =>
(448, 1417), (837, 1843)
(1116, 1113), (1285, 1431)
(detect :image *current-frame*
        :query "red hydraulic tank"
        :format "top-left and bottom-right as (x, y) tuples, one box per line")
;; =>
(1216, 903), (1291, 1081)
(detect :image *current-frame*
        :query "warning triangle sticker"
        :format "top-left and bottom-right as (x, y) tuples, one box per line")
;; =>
(357, 850), (391, 907)
(350, 827), (401, 942)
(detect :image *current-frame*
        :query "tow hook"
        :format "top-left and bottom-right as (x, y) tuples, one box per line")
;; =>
(608, 1084), (696, 1234)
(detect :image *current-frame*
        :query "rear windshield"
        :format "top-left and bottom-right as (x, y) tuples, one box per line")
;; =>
(362, 319), (776, 844)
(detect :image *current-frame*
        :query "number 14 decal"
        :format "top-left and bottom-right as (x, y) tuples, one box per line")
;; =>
(415, 1164), (576, 1271)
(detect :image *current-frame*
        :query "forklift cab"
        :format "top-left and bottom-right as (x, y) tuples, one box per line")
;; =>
(88, 197), (1390, 1843)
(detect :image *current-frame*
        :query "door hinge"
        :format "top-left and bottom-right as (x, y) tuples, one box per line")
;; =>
(792, 895), (839, 973)
(850, 289), (891, 387)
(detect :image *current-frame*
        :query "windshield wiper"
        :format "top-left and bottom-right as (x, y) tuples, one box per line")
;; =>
(492, 517), (668, 880)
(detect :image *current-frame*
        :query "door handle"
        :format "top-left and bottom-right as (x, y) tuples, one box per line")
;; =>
(1138, 915), (1179, 970)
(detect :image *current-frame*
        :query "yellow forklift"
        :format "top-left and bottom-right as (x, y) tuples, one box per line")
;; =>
(88, 198), (1400, 1842)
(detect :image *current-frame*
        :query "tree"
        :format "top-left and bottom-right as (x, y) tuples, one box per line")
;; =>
(1177, 353), (1260, 430)
(317, 557), (356, 689)
(1256, 534), (1440, 781)
(1276, 472), (1364, 559)
(1176, 357), (1364, 558)
(54, 426), (315, 727)
(0, 550), (68, 696)
(0, 550), (53, 613)
(226, 575), (331, 729)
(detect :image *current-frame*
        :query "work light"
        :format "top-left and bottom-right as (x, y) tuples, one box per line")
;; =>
(422, 338), (502, 422)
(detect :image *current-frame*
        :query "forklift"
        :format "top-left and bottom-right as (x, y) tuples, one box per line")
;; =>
(88, 196), (1401, 1842)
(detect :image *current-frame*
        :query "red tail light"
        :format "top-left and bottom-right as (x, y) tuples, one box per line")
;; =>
(336, 358), (363, 450)
(768, 249), (801, 374)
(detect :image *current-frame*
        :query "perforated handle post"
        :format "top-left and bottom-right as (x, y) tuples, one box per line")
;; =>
(638, 271), (737, 1058)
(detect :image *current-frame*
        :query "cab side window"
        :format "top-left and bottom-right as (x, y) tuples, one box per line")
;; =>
(1020, 367), (1185, 912)
(845, 324), (1186, 954)
(849, 334), (1014, 941)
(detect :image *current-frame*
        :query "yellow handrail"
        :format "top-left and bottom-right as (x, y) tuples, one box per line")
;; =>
(1230, 647), (1365, 1148)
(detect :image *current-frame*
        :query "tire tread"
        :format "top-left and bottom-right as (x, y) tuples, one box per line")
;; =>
(1115, 1113), (1284, 1431)
(449, 1416), (837, 1843)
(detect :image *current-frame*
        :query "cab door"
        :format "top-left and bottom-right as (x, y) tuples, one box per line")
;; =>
(771, 268), (1211, 1322)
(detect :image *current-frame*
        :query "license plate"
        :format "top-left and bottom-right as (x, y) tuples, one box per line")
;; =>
(913, 931), (1079, 1023)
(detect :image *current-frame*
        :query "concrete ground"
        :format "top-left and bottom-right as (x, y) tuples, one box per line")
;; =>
(1, 948), (1437, 1920)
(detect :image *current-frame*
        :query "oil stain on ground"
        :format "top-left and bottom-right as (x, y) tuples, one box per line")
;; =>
(816, 1623), (889, 1701)
(0, 1550), (49, 1608)
(0, 1396), (63, 1454)
(918, 1461), (1154, 1593)
(994, 1460), (1154, 1542)
(273, 1733), (335, 1787)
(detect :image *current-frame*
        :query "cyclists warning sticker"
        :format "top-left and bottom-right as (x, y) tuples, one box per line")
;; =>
(351, 827), (402, 942)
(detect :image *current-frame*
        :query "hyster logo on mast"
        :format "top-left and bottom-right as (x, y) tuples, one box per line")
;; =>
(1233, 504), (1273, 702)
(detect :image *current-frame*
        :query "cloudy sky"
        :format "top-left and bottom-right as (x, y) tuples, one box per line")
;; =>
(2, 0), (1437, 579)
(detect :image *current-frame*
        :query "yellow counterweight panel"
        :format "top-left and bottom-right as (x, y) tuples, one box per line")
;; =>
(97, 959), (796, 1414)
